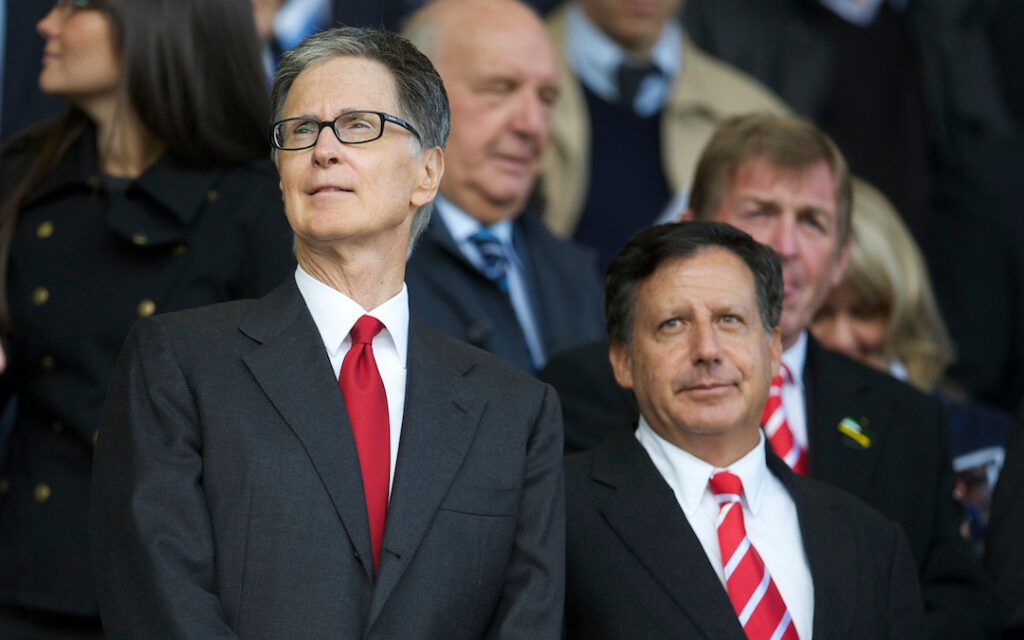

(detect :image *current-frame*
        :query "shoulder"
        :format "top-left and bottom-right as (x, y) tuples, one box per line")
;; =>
(673, 32), (790, 116)
(784, 465), (906, 541)
(809, 340), (941, 413)
(413, 317), (550, 394)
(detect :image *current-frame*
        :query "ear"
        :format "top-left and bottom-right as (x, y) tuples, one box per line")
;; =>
(411, 146), (444, 208)
(829, 236), (852, 286)
(678, 208), (695, 222)
(608, 339), (635, 390)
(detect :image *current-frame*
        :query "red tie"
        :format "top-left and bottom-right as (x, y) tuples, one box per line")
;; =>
(709, 472), (799, 640)
(761, 364), (807, 474)
(338, 315), (390, 574)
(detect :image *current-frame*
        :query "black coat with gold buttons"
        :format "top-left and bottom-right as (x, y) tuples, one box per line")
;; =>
(0, 124), (296, 617)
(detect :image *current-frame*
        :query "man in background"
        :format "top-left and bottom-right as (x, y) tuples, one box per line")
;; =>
(403, 0), (605, 373)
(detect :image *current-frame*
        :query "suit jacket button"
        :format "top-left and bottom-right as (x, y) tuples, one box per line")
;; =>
(33, 483), (51, 503)
(36, 221), (54, 238)
(31, 286), (49, 305)
(0, 479), (8, 494)
(40, 355), (55, 372)
(52, 421), (64, 435)
(172, 243), (188, 257)
(132, 233), (148, 246)
(92, 430), (100, 445)
(207, 190), (219, 203)
(137, 299), (156, 317)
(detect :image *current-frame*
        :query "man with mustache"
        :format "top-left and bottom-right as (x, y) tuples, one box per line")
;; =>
(402, 0), (605, 373)
(565, 221), (925, 639)
(545, 114), (1001, 638)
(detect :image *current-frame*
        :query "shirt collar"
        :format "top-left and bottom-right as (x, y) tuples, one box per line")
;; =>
(781, 330), (808, 391)
(636, 416), (771, 518)
(294, 264), (409, 368)
(565, 2), (681, 103)
(434, 196), (514, 245)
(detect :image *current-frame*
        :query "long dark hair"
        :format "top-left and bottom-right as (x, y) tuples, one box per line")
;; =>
(0, 0), (271, 328)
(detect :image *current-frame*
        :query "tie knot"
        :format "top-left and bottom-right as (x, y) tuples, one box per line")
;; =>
(708, 471), (744, 503)
(350, 315), (383, 346)
(469, 229), (509, 285)
(617, 60), (660, 107)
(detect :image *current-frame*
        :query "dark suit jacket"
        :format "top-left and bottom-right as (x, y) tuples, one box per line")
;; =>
(986, 418), (1024, 637)
(565, 429), (926, 639)
(90, 278), (565, 639)
(406, 209), (605, 372)
(540, 336), (1001, 638)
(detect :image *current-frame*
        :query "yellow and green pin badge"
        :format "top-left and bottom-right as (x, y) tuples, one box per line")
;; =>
(837, 417), (872, 448)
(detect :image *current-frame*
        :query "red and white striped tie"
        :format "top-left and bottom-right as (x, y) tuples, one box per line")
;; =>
(709, 472), (799, 640)
(761, 364), (807, 474)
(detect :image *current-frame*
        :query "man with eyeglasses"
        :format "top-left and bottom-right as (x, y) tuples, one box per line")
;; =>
(401, 0), (605, 374)
(90, 26), (564, 640)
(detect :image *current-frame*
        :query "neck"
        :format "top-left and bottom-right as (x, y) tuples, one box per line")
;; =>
(655, 422), (761, 469)
(87, 99), (166, 178)
(441, 186), (524, 227)
(296, 239), (408, 311)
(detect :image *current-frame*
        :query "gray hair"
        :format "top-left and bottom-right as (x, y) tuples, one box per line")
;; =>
(270, 27), (450, 249)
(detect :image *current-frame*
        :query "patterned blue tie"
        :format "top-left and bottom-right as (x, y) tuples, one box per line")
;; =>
(470, 230), (510, 292)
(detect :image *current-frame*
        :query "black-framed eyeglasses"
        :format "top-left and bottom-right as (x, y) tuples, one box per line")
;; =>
(270, 111), (421, 151)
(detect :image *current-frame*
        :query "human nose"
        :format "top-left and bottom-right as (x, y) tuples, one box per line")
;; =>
(310, 122), (344, 166)
(510, 91), (549, 142)
(38, 6), (64, 38)
(766, 214), (799, 260)
(691, 321), (723, 365)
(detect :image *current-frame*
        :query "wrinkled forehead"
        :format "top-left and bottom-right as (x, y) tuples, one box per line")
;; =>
(283, 56), (402, 119)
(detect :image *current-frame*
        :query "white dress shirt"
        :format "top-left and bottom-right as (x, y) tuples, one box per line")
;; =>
(636, 419), (815, 639)
(294, 265), (408, 495)
(565, 2), (681, 116)
(780, 330), (810, 451)
(434, 197), (546, 367)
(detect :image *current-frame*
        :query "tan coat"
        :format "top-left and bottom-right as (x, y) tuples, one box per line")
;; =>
(542, 6), (790, 237)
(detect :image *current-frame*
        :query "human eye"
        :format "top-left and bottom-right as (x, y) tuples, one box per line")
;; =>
(336, 113), (380, 141)
(799, 209), (831, 234)
(659, 317), (684, 332)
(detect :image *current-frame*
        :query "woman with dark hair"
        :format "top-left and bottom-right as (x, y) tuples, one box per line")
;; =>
(0, 0), (294, 634)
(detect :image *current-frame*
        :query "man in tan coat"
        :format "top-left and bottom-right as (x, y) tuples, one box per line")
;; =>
(543, 0), (788, 268)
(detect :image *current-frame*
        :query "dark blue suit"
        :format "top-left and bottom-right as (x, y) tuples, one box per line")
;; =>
(406, 209), (605, 372)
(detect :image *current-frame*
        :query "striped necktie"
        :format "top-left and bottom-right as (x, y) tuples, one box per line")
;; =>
(469, 229), (509, 292)
(761, 364), (807, 474)
(709, 471), (799, 640)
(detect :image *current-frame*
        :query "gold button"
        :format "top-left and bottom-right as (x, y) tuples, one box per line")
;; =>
(40, 355), (55, 371)
(33, 483), (51, 503)
(31, 286), (49, 305)
(206, 190), (218, 202)
(132, 233), (148, 246)
(86, 175), (101, 189)
(92, 429), (100, 445)
(52, 421), (64, 435)
(36, 221), (54, 238)
(0, 479), (8, 494)
(172, 243), (187, 257)
(137, 299), (156, 317)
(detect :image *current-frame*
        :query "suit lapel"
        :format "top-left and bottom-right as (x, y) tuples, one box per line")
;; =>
(596, 435), (748, 640)
(804, 337), (886, 499)
(365, 318), (484, 628)
(240, 280), (376, 579)
(768, 454), (857, 638)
